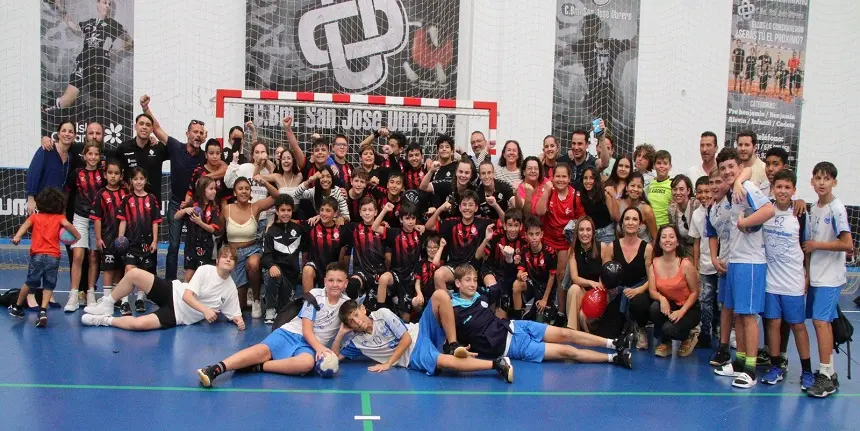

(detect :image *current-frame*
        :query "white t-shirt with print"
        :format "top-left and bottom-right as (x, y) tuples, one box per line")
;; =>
(340, 308), (419, 369)
(171, 265), (241, 325)
(689, 206), (716, 275)
(279, 288), (350, 347)
(705, 195), (732, 262)
(808, 198), (851, 287)
(762, 206), (805, 295)
(727, 180), (771, 264)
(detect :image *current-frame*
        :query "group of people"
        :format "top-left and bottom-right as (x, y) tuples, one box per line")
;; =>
(11, 95), (852, 398)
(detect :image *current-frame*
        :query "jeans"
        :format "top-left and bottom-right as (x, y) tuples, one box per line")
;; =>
(166, 199), (186, 281)
(699, 273), (719, 341)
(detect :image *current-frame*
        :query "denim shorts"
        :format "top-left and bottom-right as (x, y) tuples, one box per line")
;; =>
(25, 254), (61, 291)
(232, 243), (262, 287)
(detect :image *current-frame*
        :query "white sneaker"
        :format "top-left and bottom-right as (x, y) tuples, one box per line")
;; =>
(251, 301), (263, 319)
(64, 291), (80, 312)
(264, 308), (276, 324)
(84, 296), (116, 316)
(81, 314), (112, 327)
(86, 290), (97, 306)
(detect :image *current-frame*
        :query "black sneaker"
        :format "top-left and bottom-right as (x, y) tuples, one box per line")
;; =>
(709, 348), (731, 367)
(235, 363), (264, 374)
(493, 357), (514, 383)
(443, 341), (469, 359)
(134, 299), (146, 313)
(35, 311), (47, 328)
(615, 327), (635, 353)
(756, 348), (770, 366)
(778, 355), (789, 371)
(197, 365), (220, 388)
(613, 349), (633, 369)
(120, 302), (132, 316)
(807, 372), (838, 398)
(8, 305), (24, 318)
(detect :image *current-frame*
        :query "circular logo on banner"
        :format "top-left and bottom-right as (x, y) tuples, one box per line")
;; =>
(737, 0), (756, 21)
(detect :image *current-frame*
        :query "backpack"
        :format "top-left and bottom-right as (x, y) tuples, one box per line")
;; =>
(833, 305), (853, 379)
(271, 292), (321, 332)
(0, 289), (20, 307)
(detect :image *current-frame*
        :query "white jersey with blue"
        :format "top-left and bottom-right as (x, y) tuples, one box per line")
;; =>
(340, 308), (419, 368)
(762, 205), (805, 295)
(727, 180), (770, 264)
(808, 198), (851, 287)
(278, 288), (350, 347)
(705, 195), (732, 262)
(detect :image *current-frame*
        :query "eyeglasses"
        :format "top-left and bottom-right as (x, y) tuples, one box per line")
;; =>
(189, 120), (205, 127)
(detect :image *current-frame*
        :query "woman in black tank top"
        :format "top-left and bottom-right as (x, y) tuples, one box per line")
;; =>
(564, 216), (603, 330)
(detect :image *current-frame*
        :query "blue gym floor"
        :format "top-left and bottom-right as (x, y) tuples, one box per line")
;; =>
(0, 249), (858, 430)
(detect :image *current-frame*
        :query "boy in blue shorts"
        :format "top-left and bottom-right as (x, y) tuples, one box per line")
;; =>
(333, 292), (513, 382)
(759, 169), (813, 388)
(450, 264), (632, 368)
(712, 147), (774, 388)
(705, 168), (733, 366)
(196, 262), (351, 387)
(803, 161), (853, 398)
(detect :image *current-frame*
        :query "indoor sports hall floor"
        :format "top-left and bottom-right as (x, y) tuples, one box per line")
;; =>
(0, 248), (857, 430)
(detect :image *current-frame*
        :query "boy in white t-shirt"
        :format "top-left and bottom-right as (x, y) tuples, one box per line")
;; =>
(803, 162), (853, 398)
(705, 168), (732, 366)
(759, 169), (813, 389)
(332, 293), (513, 382)
(197, 262), (351, 387)
(689, 175), (717, 348)
(82, 246), (244, 331)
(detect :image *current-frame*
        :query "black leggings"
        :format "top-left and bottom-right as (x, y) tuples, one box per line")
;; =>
(650, 301), (701, 342)
(628, 291), (654, 327)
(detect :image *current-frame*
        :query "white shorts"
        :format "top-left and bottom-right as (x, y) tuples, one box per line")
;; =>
(71, 214), (96, 249)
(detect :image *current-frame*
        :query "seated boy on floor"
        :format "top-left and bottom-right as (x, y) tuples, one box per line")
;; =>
(332, 293), (513, 382)
(196, 262), (351, 387)
(450, 264), (633, 368)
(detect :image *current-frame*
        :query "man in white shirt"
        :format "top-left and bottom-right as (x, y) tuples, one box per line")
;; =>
(82, 246), (244, 331)
(736, 131), (770, 196)
(687, 131), (718, 180)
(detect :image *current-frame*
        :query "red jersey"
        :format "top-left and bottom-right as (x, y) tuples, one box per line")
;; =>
(90, 186), (129, 246)
(518, 244), (558, 288)
(403, 166), (426, 190)
(542, 186), (583, 251)
(68, 167), (105, 218)
(116, 193), (163, 252)
(28, 213), (67, 257)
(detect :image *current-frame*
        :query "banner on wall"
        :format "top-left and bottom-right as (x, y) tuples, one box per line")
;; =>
(725, 0), (809, 165)
(552, 0), (641, 157)
(244, 0), (460, 145)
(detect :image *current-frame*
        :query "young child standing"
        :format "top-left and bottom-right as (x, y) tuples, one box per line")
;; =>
(706, 168), (733, 366)
(176, 176), (221, 282)
(804, 162), (853, 398)
(646, 150), (673, 227)
(414, 234), (445, 305)
(373, 202), (425, 319)
(9, 187), (80, 327)
(117, 167), (163, 315)
(66, 140), (105, 311)
(477, 208), (526, 318)
(261, 195), (305, 323)
(689, 175), (717, 347)
(91, 160), (128, 307)
(512, 216), (557, 321)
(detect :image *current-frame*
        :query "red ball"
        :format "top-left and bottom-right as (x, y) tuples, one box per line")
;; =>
(581, 288), (607, 319)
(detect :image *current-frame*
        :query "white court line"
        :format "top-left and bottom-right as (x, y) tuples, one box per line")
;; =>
(354, 416), (381, 421)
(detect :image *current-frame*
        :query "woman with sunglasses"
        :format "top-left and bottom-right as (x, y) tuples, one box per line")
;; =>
(668, 175), (695, 248)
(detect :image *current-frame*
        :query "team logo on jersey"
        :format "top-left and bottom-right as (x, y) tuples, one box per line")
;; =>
(470, 226), (476, 234)
(540, 258), (545, 265)
(95, 174), (101, 182)
(334, 231), (340, 240)
(105, 197), (112, 204)
(129, 200), (135, 208)
(79, 172), (85, 179)
(296, 0), (408, 93)
(149, 149), (155, 156)
(824, 216), (832, 225)
(480, 301), (488, 308)
(317, 231), (324, 238)
(290, 229), (297, 236)
(144, 201), (151, 209)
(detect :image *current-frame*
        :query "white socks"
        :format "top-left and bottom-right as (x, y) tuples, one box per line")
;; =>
(607, 353), (615, 363)
(137, 292), (146, 301)
(606, 339), (615, 349)
(820, 362), (834, 377)
(103, 286), (113, 302)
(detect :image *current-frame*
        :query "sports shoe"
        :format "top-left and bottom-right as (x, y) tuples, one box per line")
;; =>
(615, 325), (635, 352)
(613, 349), (633, 369)
(134, 299), (146, 313)
(678, 330), (699, 357)
(251, 301), (263, 319)
(8, 304), (24, 318)
(807, 372), (838, 398)
(654, 343), (671, 357)
(35, 311), (47, 327)
(714, 359), (744, 377)
(84, 297), (116, 316)
(493, 357), (514, 383)
(709, 348), (731, 367)
(761, 366), (785, 385)
(443, 341), (469, 359)
(120, 302), (132, 316)
(81, 314), (112, 327)
(64, 291), (80, 312)
(635, 327), (648, 350)
(732, 371), (757, 389)
(264, 308), (276, 324)
(756, 348), (770, 366)
(800, 370), (815, 391)
(778, 356), (789, 371)
(197, 365), (220, 388)
(86, 290), (97, 306)
(78, 290), (86, 306)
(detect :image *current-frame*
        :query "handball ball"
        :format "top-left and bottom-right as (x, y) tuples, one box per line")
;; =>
(315, 353), (339, 378)
(194, 206), (203, 217)
(114, 236), (130, 253)
(59, 227), (76, 245)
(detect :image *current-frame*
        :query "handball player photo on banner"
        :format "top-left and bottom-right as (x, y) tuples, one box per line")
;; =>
(40, 0), (135, 146)
(725, 0), (809, 164)
(244, 0), (460, 157)
(552, 0), (640, 157)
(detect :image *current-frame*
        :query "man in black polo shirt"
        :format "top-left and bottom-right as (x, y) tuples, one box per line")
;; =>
(556, 129), (596, 186)
(140, 95), (225, 281)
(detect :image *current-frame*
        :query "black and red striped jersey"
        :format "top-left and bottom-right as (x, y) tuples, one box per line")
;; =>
(413, 259), (440, 294)
(68, 168), (106, 218)
(186, 164), (228, 202)
(89, 186), (128, 246)
(437, 217), (499, 267)
(481, 234), (526, 277)
(518, 245), (558, 287)
(303, 222), (350, 268)
(377, 194), (403, 228)
(380, 153), (405, 173)
(348, 223), (387, 275)
(330, 158), (354, 188)
(185, 200), (221, 256)
(346, 190), (371, 223)
(403, 166), (426, 191)
(116, 192), (163, 252)
(385, 228), (421, 277)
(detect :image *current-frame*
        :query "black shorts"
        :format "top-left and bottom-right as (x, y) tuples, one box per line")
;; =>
(101, 247), (124, 271)
(125, 249), (156, 272)
(390, 271), (417, 312)
(68, 56), (108, 95)
(733, 64), (742, 75)
(303, 261), (325, 288)
(745, 69), (755, 80)
(354, 270), (381, 293)
(147, 275), (177, 329)
(184, 246), (214, 271)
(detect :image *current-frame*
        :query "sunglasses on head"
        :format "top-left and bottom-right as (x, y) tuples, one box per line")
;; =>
(189, 120), (205, 127)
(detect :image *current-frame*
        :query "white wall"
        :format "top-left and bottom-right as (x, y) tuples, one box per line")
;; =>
(2, 0), (859, 201)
